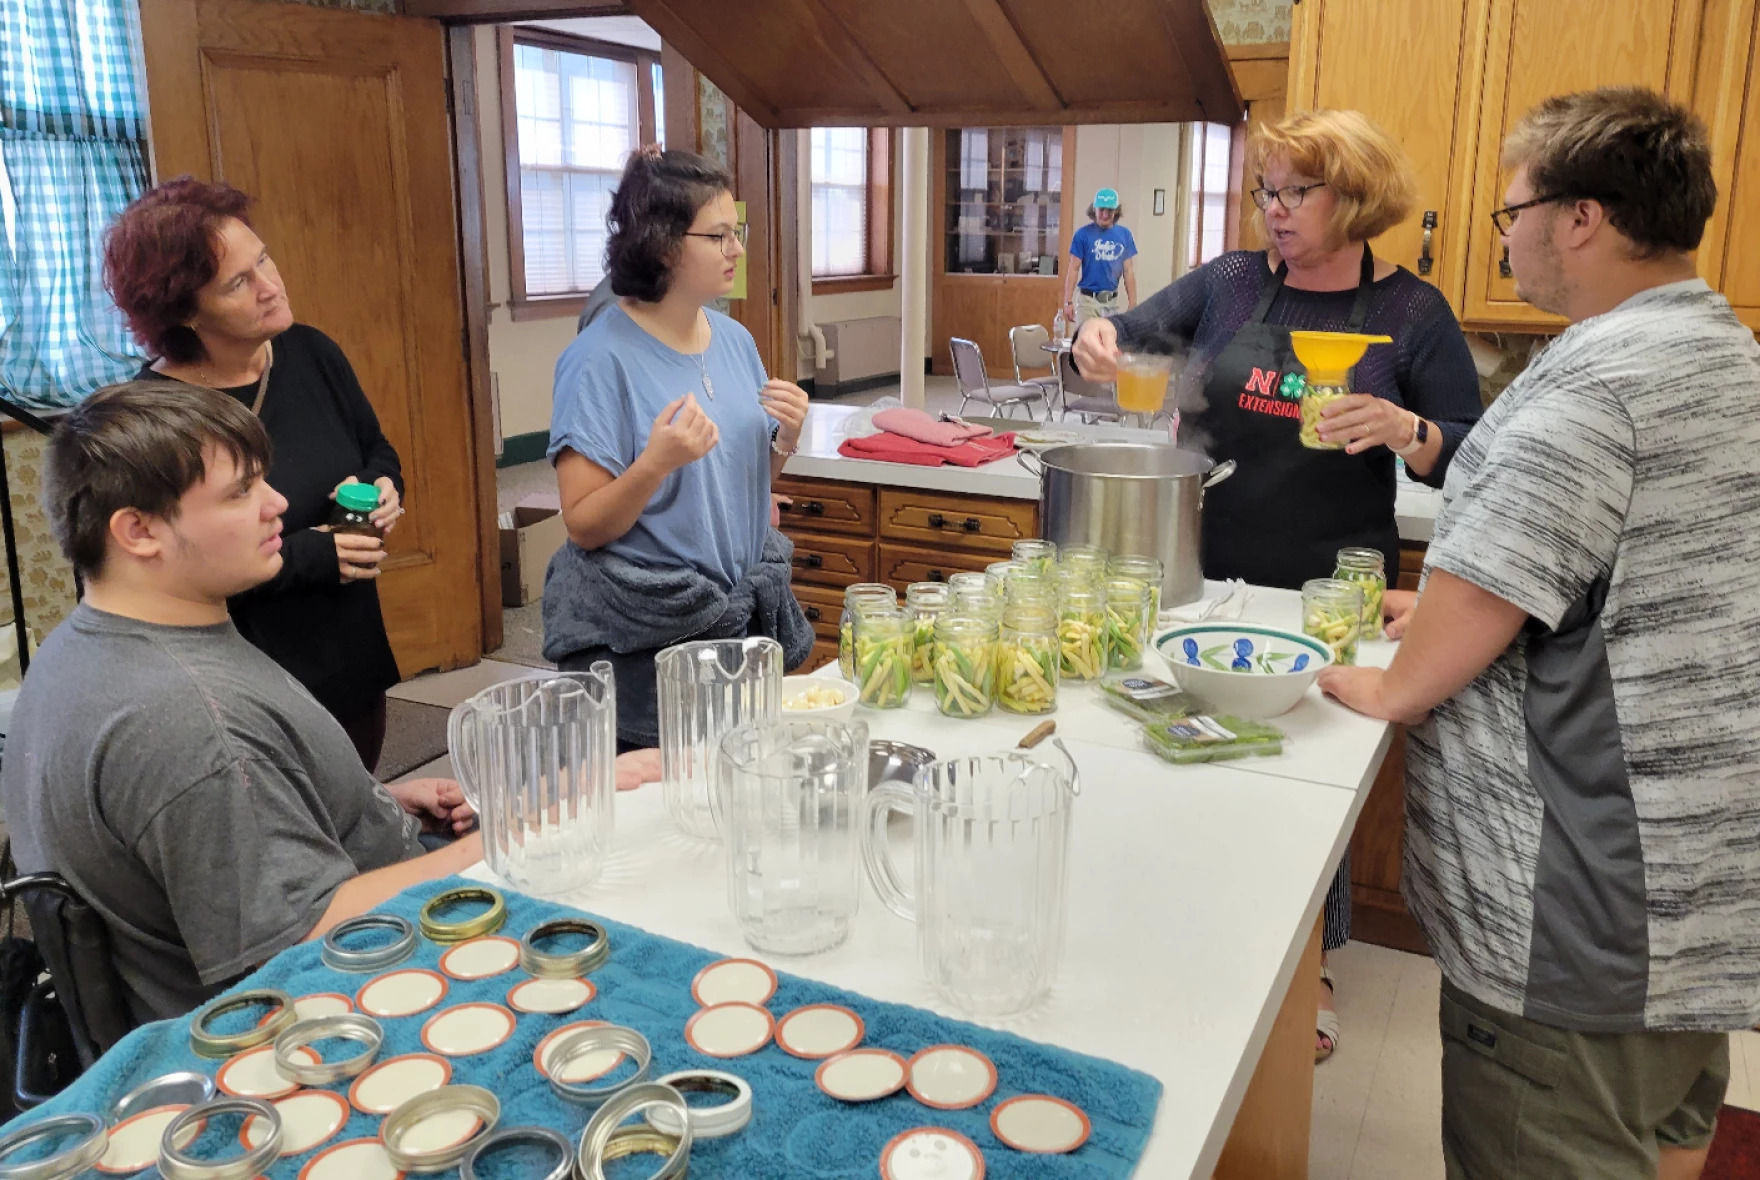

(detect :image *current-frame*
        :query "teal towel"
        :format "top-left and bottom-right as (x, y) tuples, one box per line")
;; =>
(3, 877), (1163, 1176)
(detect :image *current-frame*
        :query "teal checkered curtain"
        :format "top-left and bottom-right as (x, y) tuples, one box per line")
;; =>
(0, 0), (150, 409)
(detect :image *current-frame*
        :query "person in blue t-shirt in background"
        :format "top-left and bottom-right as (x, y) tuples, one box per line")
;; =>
(1062, 188), (1138, 325)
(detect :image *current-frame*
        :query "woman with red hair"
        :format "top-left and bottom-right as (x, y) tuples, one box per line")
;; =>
(103, 176), (405, 771)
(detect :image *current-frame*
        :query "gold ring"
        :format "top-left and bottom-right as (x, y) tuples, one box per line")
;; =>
(419, 886), (507, 944)
(189, 989), (296, 1059)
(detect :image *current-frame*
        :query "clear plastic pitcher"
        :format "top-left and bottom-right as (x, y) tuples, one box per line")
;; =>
(861, 741), (1080, 1015)
(655, 637), (784, 840)
(447, 665), (617, 897)
(718, 719), (869, 955)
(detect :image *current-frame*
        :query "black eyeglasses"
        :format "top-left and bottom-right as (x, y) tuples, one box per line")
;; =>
(1250, 182), (1326, 211)
(683, 224), (749, 252)
(1489, 194), (1565, 234)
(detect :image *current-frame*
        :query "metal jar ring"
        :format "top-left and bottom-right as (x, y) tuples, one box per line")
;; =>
(321, 913), (418, 972)
(0, 1113), (107, 1180)
(188, 989), (296, 1059)
(645, 1069), (754, 1139)
(546, 1024), (652, 1106)
(520, 918), (611, 978)
(577, 1083), (691, 1180)
(157, 1098), (281, 1180)
(272, 1013), (384, 1085)
(460, 1126), (574, 1180)
(382, 1084), (500, 1173)
(419, 887), (507, 944)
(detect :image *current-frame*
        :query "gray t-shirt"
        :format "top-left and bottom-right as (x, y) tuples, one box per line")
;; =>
(1410, 279), (1760, 1033)
(0, 604), (421, 1024)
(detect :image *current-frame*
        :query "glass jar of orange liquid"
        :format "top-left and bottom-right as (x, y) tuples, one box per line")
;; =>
(1115, 352), (1172, 426)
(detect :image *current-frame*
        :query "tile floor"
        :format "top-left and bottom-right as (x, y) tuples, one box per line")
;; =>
(391, 658), (1760, 1177)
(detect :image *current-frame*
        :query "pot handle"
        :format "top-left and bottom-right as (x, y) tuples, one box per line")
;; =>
(1017, 450), (1045, 479)
(1201, 459), (1237, 490)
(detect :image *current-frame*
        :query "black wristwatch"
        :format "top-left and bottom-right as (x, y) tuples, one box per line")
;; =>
(1393, 413), (1429, 457)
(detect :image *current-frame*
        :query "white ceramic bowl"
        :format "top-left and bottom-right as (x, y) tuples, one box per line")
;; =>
(780, 675), (857, 723)
(1154, 623), (1334, 718)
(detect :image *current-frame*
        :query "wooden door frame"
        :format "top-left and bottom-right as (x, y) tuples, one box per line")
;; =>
(446, 25), (505, 655)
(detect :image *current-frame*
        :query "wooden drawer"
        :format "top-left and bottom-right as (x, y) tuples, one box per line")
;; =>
(1397, 542), (1427, 593)
(775, 476), (877, 538)
(876, 543), (996, 593)
(806, 638), (839, 675)
(792, 583), (845, 644)
(788, 533), (873, 589)
(877, 488), (1038, 556)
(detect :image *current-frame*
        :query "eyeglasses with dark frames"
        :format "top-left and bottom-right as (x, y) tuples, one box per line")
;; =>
(1250, 181), (1327, 211)
(683, 224), (749, 252)
(1489, 194), (1566, 234)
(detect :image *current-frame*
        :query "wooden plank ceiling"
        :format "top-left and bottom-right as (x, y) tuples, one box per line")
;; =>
(623, 0), (1242, 127)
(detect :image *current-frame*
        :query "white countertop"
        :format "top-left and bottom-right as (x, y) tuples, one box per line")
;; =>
(783, 404), (1442, 544)
(469, 582), (1398, 1179)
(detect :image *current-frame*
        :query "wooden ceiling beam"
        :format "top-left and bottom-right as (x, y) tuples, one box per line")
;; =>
(624, 0), (782, 126)
(1152, 0), (1243, 122)
(400, 0), (628, 23)
(960, 0), (1063, 111)
(780, 100), (1201, 127)
(795, 0), (913, 115)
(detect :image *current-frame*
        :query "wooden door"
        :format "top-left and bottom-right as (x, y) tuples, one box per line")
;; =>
(139, 0), (483, 677)
(1695, 0), (1760, 331)
(1288, 0), (1491, 304)
(1459, 0), (1706, 326)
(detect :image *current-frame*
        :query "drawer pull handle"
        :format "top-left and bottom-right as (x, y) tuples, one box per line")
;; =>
(804, 606), (821, 621)
(805, 501), (825, 516)
(962, 517), (981, 532)
(1499, 245), (1512, 279)
(928, 570), (945, 582)
(927, 513), (946, 528)
(793, 553), (824, 569)
(1418, 210), (1436, 276)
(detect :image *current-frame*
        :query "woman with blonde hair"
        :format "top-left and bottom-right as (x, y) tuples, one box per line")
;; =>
(1075, 109), (1483, 1060)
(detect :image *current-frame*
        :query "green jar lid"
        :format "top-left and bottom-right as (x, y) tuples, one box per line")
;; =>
(335, 483), (380, 513)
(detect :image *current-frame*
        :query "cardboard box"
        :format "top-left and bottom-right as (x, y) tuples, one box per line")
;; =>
(499, 503), (567, 607)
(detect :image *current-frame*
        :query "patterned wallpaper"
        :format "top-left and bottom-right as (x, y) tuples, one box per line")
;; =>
(0, 428), (80, 687)
(1211, 0), (1293, 43)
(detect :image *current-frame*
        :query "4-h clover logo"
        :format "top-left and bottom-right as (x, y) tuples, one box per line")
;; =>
(1278, 371), (1307, 401)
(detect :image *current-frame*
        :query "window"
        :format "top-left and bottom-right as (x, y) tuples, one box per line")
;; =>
(943, 126), (1064, 276)
(500, 28), (661, 317)
(1184, 122), (1235, 269)
(809, 127), (891, 292)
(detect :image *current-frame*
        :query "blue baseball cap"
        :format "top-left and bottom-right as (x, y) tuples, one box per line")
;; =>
(1094, 188), (1120, 209)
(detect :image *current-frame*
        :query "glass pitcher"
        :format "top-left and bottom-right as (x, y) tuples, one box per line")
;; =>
(655, 637), (783, 840)
(861, 741), (1080, 1015)
(446, 666), (617, 897)
(718, 719), (869, 955)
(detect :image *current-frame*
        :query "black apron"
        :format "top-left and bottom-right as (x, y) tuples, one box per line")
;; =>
(1196, 245), (1400, 591)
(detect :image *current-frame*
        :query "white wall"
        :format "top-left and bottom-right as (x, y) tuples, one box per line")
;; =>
(1071, 124), (1186, 303)
(475, 26), (579, 443)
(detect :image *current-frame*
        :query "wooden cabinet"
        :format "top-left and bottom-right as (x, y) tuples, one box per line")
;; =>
(1288, 0), (1489, 301)
(1696, 0), (1760, 331)
(1459, 0), (1704, 326)
(777, 474), (1039, 623)
(1291, 0), (1749, 331)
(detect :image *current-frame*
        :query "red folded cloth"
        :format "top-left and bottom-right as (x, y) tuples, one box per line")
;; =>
(870, 406), (993, 447)
(838, 430), (1019, 467)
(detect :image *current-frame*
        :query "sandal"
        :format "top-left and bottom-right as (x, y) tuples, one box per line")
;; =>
(1316, 965), (1340, 1064)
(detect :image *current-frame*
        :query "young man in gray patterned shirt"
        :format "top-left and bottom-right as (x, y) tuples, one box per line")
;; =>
(1321, 89), (1760, 1179)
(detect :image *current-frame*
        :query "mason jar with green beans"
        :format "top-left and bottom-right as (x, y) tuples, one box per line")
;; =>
(947, 571), (995, 600)
(932, 614), (998, 718)
(1302, 578), (1366, 667)
(997, 603), (1059, 715)
(1059, 543), (1110, 586)
(1010, 539), (1058, 575)
(1108, 554), (1165, 621)
(949, 587), (1004, 626)
(1057, 584), (1107, 682)
(1003, 567), (1054, 607)
(1103, 577), (1153, 671)
(839, 583), (897, 681)
(984, 559), (1022, 587)
(854, 605), (914, 708)
(905, 582), (950, 684)
(1333, 547), (1386, 639)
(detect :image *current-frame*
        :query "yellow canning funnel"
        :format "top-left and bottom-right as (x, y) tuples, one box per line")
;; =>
(1288, 331), (1393, 384)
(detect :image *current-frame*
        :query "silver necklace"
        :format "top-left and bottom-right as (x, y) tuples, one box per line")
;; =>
(687, 315), (713, 399)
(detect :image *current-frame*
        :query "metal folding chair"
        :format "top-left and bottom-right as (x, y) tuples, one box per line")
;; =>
(950, 337), (1048, 421)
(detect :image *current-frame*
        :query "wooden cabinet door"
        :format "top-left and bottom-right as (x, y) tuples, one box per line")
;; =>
(1459, 0), (1706, 326)
(1288, 0), (1490, 304)
(139, 0), (483, 678)
(1695, 0), (1760, 331)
